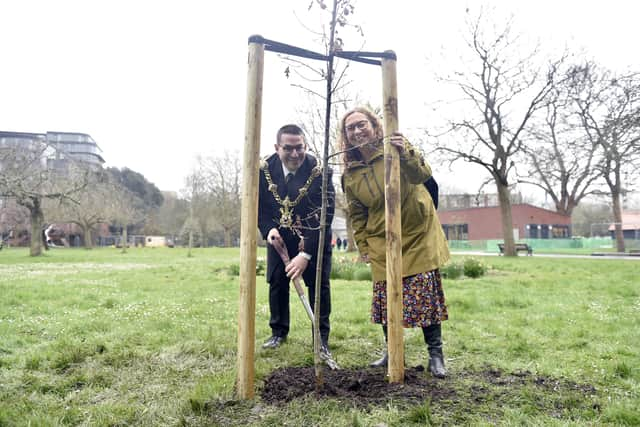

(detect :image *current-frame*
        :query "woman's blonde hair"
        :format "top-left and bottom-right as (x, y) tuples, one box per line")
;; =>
(337, 106), (384, 168)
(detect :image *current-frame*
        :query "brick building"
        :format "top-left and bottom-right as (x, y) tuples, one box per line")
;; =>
(437, 203), (571, 241)
(608, 211), (640, 239)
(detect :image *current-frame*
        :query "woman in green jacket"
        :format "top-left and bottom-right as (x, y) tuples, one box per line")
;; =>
(339, 106), (450, 378)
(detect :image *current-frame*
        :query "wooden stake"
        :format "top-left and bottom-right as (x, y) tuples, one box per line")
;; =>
(381, 51), (404, 383)
(236, 36), (264, 399)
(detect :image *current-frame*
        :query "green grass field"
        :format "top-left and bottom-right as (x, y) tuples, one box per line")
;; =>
(1, 247), (638, 426)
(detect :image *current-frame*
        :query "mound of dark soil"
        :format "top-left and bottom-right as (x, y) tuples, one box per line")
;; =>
(260, 365), (598, 414)
(262, 365), (455, 406)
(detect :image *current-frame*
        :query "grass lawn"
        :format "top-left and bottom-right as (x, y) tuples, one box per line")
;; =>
(0, 247), (638, 426)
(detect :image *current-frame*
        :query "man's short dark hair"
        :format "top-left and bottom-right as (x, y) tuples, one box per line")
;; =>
(276, 124), (305, 144)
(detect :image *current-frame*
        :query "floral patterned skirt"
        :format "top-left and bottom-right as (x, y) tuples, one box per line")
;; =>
(371, 269), (448, 327)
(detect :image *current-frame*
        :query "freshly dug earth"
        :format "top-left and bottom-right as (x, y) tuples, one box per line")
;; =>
(261, 365), (598, 416)
(262, 365), (454, 406)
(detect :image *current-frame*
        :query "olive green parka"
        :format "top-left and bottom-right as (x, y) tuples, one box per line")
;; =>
(342, 142), (450, 282)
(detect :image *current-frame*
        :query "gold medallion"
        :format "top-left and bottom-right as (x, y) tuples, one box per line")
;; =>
(262, 161), (322, 233)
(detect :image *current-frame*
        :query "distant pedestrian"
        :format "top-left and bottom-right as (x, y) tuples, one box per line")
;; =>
(336, 236), (342, 251)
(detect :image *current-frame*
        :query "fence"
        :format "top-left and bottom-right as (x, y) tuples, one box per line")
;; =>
(97, 235), (147, 247)
(447, 237), (640, 253)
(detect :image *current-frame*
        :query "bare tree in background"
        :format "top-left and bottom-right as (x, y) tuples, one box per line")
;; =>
(0, 199), (29, 245)
(571, 200), (613, 237)
(182, 165), (209, 256)
(106, 166), (164, 235)
(157, 191), (189, 244)
(193, 193), (214, 248)
(45, 171), (111, 249)
(520, 70), (602, 217)
(430, 11), (562, 255)
(202, 151), (242, 247)
(570, 63), (640, 252)
(107, 185), (145, 253)
(192, 165), (214, 248)
(0, 138), (88, 256)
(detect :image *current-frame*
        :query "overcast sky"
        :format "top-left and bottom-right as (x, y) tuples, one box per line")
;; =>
(2, 0), (639, 194)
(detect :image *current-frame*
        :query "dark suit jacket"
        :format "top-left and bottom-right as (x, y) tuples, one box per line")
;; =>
(258, 153), (334, 282)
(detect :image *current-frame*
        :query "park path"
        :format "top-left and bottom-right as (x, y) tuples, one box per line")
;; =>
(453, 251), (640, 261)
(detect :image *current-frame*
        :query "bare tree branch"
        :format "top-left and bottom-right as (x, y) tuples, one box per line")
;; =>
(427, 9), (564, 255)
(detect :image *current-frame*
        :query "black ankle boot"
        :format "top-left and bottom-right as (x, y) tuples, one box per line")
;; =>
(371, 324), (389, 367)
(423, 324), (446, 378)
(428, 346), (446, 378)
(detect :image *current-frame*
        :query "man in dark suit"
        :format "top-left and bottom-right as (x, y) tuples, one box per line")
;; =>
(258, 124), (335, 361)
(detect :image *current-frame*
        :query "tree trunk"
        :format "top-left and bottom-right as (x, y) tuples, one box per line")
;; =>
(200, 226), (207, 248)
(121, 226), (128, 254)
(345, 215), (356, 252)
(188, 228), (193, 257)
(555, 199), (578, 218)
(496, 181), (517, 256)
(224, 227), (232, 247)
(29, 198), (44, 257)
(84, 226), (93, 249)
(611, 189), (625, 253)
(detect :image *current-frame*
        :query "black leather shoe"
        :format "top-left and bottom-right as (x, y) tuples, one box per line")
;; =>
(262, 335), (286, 349)
(319, 344), (332, 359)
(370, 350), (388, 368)
(320, 344), (339, 370)
(428, 348), (446, 378)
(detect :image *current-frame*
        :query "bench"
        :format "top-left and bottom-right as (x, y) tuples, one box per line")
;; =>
(498, 243), (533, 256)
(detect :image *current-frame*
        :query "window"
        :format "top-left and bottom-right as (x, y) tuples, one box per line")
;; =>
(526, 224), (540, 238)
(442, 223), (468, 240)
(527, 224), (570, 238)
(551, 225), (570, 238)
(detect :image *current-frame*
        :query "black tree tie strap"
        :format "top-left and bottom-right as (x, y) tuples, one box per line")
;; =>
(248, 35), (396, 66)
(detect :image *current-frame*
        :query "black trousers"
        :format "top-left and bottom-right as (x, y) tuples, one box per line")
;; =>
(268, 257), (331, 345)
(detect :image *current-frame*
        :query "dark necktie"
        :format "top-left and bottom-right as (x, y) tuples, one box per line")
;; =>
(285, 173), (294, 197)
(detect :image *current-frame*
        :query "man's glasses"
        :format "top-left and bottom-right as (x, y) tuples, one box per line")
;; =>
(345, 120), (370, 133)
(279, 144), (305, 153)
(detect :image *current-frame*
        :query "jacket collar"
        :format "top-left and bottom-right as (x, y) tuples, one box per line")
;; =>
(345, 146), (383, 171)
